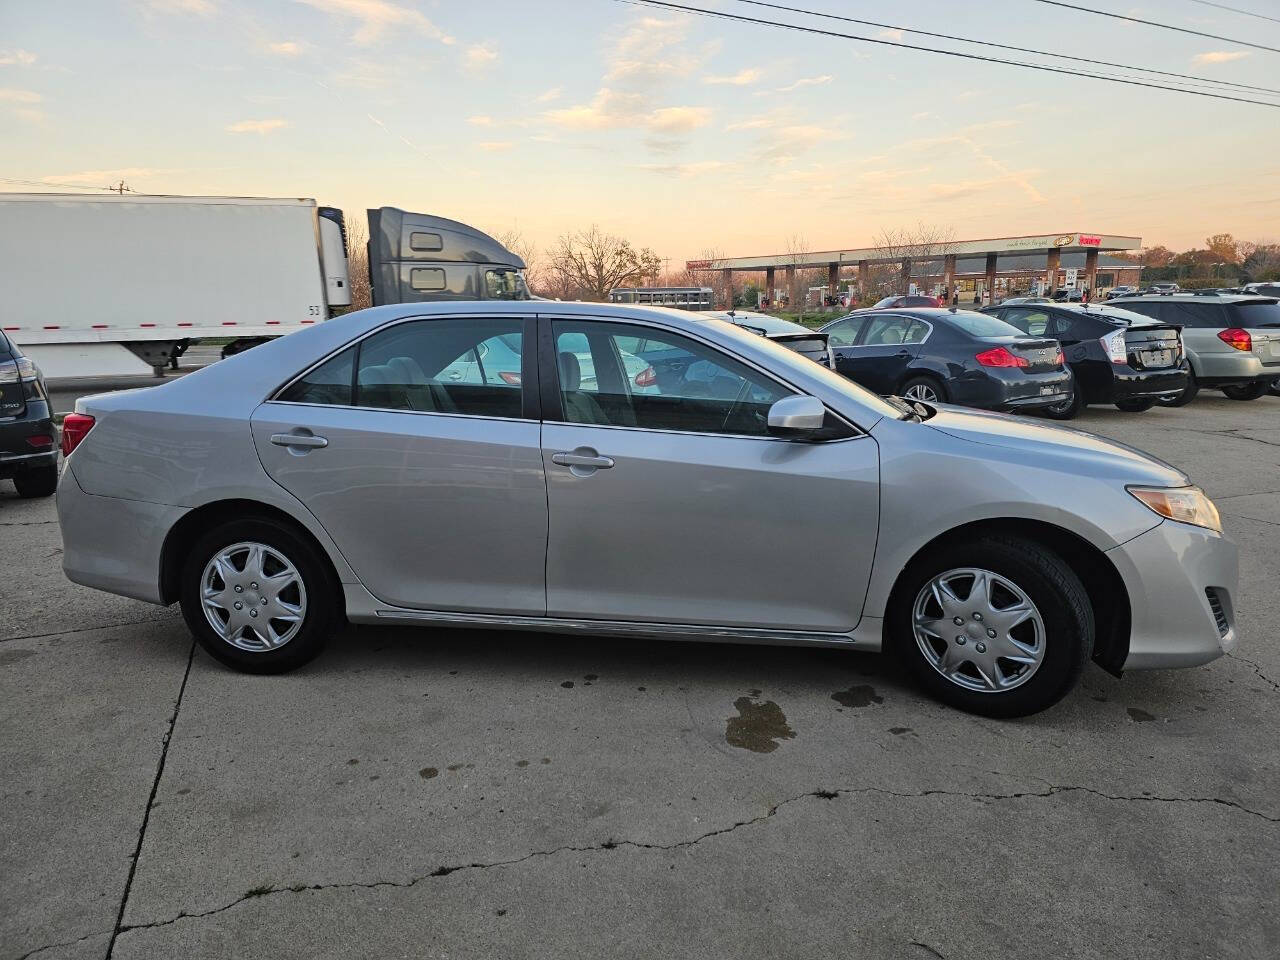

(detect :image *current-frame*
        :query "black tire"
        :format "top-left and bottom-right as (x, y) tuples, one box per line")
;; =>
(1114, 397), (1156, 412)
(1157, 373), (1199, 407)
(13, 464), (58, 498)
(1269, 376), (1280, 398)
(1040, 388), (1082, 420)
(899, 375), (948, 405)
(889, 535), (1093, 718)
(179, 517), (338, 674)
(1221, 381), (1269, 401)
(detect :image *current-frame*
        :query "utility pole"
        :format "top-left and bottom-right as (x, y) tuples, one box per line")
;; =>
(105, 180), (132, 194)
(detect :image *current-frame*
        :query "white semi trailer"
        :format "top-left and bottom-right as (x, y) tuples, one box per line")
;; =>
(0, 194), (351, 378)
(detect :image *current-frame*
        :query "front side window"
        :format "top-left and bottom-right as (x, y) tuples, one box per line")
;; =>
(551, 320), (791, 437)
(484, 268), (531, 301)
(355, 317), (523, 417)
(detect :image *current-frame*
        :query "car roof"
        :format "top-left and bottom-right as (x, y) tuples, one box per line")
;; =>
(1111, 294), (1277, 304)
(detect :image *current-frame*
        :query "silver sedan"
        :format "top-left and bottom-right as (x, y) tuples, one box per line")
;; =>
(56, 301), (1238, 716)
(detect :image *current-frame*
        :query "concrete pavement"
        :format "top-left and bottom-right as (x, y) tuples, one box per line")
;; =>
(2, 392), (1277, 960)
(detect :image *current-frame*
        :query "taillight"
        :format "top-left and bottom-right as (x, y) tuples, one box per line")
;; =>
(1102, 329), (1127, 364)
(1218, 327), (1252, 352)
(60, 413), (95, 457)
(975, 346), (1028, 368)
(634, 366), (657, 387)
(1053, 347), (1065, 366)
(26, 434), (54, 449)
(498, 371), (522, 385)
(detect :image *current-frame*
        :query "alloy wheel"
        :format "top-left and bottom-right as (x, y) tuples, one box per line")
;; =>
(903, 383), (939, 403)
(912, 567), (1046, 693)
(200, 541), (308, 652)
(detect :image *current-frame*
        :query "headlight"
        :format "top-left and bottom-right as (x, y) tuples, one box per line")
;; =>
(1128, 485), (1221, 533)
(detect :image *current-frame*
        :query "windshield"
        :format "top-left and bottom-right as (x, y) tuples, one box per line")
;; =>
(1233, 300), (1280, 328)
(1082, 305), (1159, 326)
(946, 311), (1027, 338)
(728, 312), (810, 335)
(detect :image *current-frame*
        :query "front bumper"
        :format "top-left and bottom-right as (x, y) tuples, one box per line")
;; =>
(56, 463), (185, 605)
(1106, 520), (1239, 669)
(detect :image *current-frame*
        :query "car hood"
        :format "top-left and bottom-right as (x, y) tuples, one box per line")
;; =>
(924, 405), (1188, 486)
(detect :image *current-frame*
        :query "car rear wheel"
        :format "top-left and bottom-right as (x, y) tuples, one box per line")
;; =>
(1269, 376), (1280, 397)
(1221, 381), (1269, 401)
(1114, 397), (1156, 412)
(1040, 389), (1081, 420)
(1157, 374), (1199, 407)
(180, 518), (337, 674)
(899, 376), (946, 404)
(890, 535), (1093, 718)
(13, 464), (58, 498)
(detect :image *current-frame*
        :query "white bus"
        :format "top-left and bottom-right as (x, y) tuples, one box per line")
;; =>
(608, 286), (714, 310)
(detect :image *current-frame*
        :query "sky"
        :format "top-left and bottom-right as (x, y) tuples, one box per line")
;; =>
(3, 0), (1279, 266)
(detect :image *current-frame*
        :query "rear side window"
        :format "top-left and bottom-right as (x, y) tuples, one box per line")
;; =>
(1231, 301), (1280, 328)
(277, 346), (356, 406)
(1162, 301), (1229, 329)
(863, 316), (927, 345)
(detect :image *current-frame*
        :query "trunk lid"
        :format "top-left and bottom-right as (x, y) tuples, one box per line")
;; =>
(1005, 337), (1063, 372)
(769, 332), (833, 368)
(0, 349), (27, 420)
(1121, 323), (1182, 370)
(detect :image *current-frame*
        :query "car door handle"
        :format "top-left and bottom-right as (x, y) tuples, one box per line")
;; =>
(552, 450), (614, 469)
(270, 432), (328, 449)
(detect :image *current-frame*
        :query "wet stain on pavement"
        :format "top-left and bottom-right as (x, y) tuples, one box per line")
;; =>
(888, 727), (912, 736)
(831, 684), (884, 708)
(725, 697), (796, 753)
(1127, 707), (1157, 722)
(560, 680), (574, 689)
(516, 759), (529, 768)
(0, 649), (38, 666)
(419, 767), (439, 779)
(584, 674), (598, 681)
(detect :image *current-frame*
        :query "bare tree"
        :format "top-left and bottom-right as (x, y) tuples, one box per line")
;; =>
(782, 234), (825, 321)
(866, 223), (957, 304)
(491, 225), (544, 295)
(344, 218), (373, 312)
(548, 225), (659, 301)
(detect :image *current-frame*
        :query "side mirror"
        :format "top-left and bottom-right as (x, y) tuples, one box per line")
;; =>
(767, 395), (826, 439)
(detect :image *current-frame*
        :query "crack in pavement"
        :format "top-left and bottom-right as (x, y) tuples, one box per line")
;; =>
(0, 519), (58, 526)
(112, 781), (1278, 940)
(13, 930), (107, 960)
(105, 640), (196, 959)
(1228, 652), (1280, 693)
(1222, 512), (1280, 527)
(0, 616), (170, 645)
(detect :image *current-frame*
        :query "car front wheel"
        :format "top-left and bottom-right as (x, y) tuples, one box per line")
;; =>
(179, 518), (337, 674)
(891, 535), (1093, 717)
(1114, 397), (1156, 412)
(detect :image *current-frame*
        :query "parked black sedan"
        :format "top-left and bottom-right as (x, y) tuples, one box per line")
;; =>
(0, 330), (58, 498)
(819, 308), (1071, 410)
(982, 301), (1189, 419)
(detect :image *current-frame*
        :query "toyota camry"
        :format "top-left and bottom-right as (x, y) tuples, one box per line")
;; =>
(57, 301), (1238, 717)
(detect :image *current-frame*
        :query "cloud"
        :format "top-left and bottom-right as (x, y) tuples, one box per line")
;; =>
(295, 0), (455, 46)
(912, 111), (935, 121)
(773, 75), (831, 93)
(267, 41), (301, 56)
(725, 117), (774, 131)
(477, 141), (513, 152)
(0, 49), (37, 66)
(141, 0), (215, 13)
(467, 115), (492, 126)
(876, 28), (904, 41)
(0, 88), (41, 103)
(605, 15), (695, 85)
(465, 43), (497, 68)
(13, 107), (46, 124)
(534, 86), (562, 103)
(636, 160), (726, 177)
(226, 118), (288, 134)
(544, 88), (710, 133)
(1192, 50), (1250, 64)
(703, 68), (760, 86)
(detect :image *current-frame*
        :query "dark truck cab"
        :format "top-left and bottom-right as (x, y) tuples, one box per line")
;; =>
(367, 208), (531, 305)
(0, 330), (58, 497)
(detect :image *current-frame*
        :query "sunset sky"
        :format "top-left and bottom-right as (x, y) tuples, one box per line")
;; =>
(4, 0), (1279, 265)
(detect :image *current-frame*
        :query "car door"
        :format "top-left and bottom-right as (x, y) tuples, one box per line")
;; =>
(538, 315), (880, 633)
(837, 314), (928, 395)
(824, 315), (869, 377)
(251, 315), (547, 615)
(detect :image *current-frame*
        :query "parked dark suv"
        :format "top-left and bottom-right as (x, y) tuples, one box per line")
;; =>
(0, 331), (58, 497)
(983, 302), (1189, 418)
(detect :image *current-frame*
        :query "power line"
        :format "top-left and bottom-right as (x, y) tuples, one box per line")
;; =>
(619, 0), (1280, 108)
(1030, 1), (1280, 54)
(732, 0), (1280, 96)
(1185, 0), (1280, 25)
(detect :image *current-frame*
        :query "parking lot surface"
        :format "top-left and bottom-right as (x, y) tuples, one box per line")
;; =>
(3, 391), (1278, 960)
